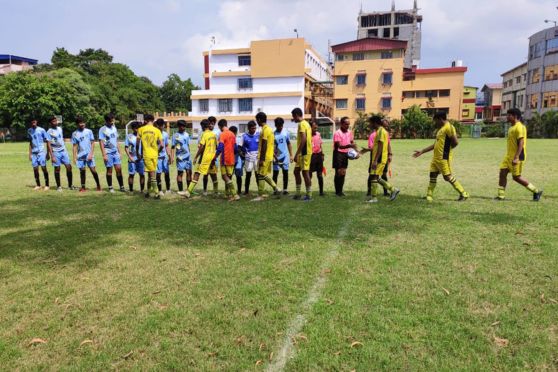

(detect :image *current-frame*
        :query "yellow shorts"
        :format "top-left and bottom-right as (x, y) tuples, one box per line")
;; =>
(370, 162), (387, 176)
(195, 162), (216, 176)
(257, 160), (272, 176)
(143, 157), (157, 172)
(500, 158), (523, 177)
(295, 155), (311, 171)
(430, 159), (452, 176)
(220, 165), (234, 177)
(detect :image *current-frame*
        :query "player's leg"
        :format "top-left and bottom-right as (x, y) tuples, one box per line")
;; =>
(511, 163), (542, 201)
(367, 174), (380, 203)
(273, 168), (280, 188)
(53, 164), (62, 190)
(442, 172), (468, 201)
(235, 169), (242, 196)
(316, 158), (324, 196)
(128, 161), (135, 192)
(293, 166), (302, 199)
(79, 165), (87, 192)
(89, 165), (101, 190)
(382, 163), (389, 196)
(114, 162), (125, 191)
(336, 168), (347, 197)
(186, 169), (192, 187)
(203, 175), (209, 194)
(41, 163), (50, 190)
(376, 164), (399, 201)
(427, 171), (439, 202)
(245, 171), (252, 195)
(156, 159), (163, 194)
(177, 170), (184, 192)
(164, 171), (171, 193)
(302, 169), (312, 200)
(186, 171), (202, 196)
(282, 167), (289, 194)
(496, 167), (509, 200)
(138, 161), (145, 192)
(210, 172), (218, 195)
(33, 165), (41, 190)
(63, 160), (74, 190)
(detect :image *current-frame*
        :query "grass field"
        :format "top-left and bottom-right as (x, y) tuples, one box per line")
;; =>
(0, 138), (557, 371)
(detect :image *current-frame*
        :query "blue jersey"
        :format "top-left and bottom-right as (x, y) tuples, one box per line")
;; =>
(98, 124), (119, 154)
(47, 126), (67, 153)
(125, 132), (141, 160)
(235, 144), (244, 170)
(241, 132), (260, 162)
(28, 127), (48, 154)
(158, 131), (169, 159)
(172, 131), (191, 161)
(274, 129), (290, 160)
(72, 128), (95, 159)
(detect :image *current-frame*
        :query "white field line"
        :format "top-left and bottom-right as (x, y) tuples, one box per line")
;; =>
(266, 219), (352, 372)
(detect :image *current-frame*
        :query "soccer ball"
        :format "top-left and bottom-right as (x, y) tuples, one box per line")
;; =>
(347, 149), (359, 160)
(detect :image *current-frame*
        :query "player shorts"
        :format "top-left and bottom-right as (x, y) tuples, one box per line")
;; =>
(245, 159), (258, 173)
(430, 159), (452, 176)
(221, 165), (235, 177)
(332, 151), (349, 170)
(31, 152), (47, 168)
(52, 151), (71, 167)
(370, 162), (387, 176)
(143, 157), (157, 172)
(235, 166), (244, 177)
(195, 162), (216, 176)
(295, 154), (311, 171)
(310, 153), (324, 173)
(77, 157), (95, 169)
(257, 160), (272, 176)
(273, 156), (290, 171)
(500, 158), (523, 177)
(128, 160), (145, 176)
(176, 159), (192, 172)
(104, 152), (121, 168)
(157, 158), (169, 174)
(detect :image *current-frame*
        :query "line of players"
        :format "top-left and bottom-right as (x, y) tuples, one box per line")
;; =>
(27, 107), (543, 202)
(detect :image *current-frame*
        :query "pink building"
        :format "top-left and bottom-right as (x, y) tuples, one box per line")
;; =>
(0, 55), (38, 75)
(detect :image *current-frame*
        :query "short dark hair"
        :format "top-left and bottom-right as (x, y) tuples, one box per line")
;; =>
(75, 116), (85, 125)
(340, 116), (349, 124)
(30, 118), (38, 122)
(155, 118), (165, 127)
(208, 116), (217, 124)
(104, 113), (115, 122)
(275, 117), (284, 126)
(507, 108), (522, 119)
(230, 126), (238, 134)
(131, 121), (139, 129)
(48, 116), (57, 123)
(291, 108), (303, 117)
(144, 114), (154, 122)
(218, 119), (228, 128)
(433, 112), (447, 121)
(201, 119), (210, 130)
(177, 120), (187, 127)
(369, 115), (382, 125)
(256, 112), (267, 124)
(247, 120), (257, 128)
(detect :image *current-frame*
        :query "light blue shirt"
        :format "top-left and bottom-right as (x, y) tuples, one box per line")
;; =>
(98, 124), (119, 155)
(159, 131), (169, 159)
(28, 127), (48, 154)
(72, 128), (95, 159)
(125, 133), (141, 161)
(274, 129), (290, 160)
(47, 126), (67, 153)
(172, 131), (191, 161)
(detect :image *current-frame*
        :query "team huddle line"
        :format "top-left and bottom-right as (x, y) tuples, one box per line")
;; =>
(26, 107), (543, 202)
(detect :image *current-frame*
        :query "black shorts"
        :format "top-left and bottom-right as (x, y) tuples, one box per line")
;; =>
(310, 153), (324, 173)
(332, 151), (349, 170)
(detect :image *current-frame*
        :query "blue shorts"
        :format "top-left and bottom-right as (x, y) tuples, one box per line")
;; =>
(32, 153), (47, 168)
(273, 157), (290, 171)
(104, 152), (121, 168)
(128, 160), (145, 175)
(77, 158), (96, 169)
(177, 159), (192, 172)
(157, 158), (169, 174)
(52, 151), (71, 167)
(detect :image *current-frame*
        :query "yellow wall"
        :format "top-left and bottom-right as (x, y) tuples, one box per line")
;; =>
(462, 86), (477, 121)
(251, 38), (306, 78)
(333, 50), (405, 123)
(401, 71), (465, 120)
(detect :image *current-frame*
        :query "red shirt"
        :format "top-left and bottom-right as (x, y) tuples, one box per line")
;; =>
(219, 128), (236, 166)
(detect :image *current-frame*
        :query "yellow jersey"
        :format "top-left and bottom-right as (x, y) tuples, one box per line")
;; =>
(297, 120), (312, 156)
(506, 121), (527, 161)
(138, 123), (162, 159)
(198, 129), (217, 164)
(258, 124), (275, 161)
(433, 122), (457, 161)
(372, 126), (389, 164)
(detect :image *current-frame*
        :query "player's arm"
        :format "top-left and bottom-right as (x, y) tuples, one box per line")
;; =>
(165, 141), (172, 164)
(124, 140), (133, 161)
(450, 134), (459, 149)
(99, 132), (107, 161)
(135, 136), (142, 160)
(72, 143), (78, 165)
(388, 140), (393, 163)
(295, 131), (306, 160)
(287, 138), (294, 162)
(513, 137), (525, 165)
(88, 140), (95, 161)
(193, 143), (205, 163)
(259, 139), (267, 166)
(413, 143), (434, 158)
(214, 141), (224, 162)
(28, 141), (32, 161)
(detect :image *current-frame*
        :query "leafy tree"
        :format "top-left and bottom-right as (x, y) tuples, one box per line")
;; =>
(402, 105), (433, 139)
(160, 74), (199, 112)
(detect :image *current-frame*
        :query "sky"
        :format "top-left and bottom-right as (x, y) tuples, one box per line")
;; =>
(1, 0), (557, 88)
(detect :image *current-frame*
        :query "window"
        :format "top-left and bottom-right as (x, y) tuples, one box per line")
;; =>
(530, 94), (538, 109)
(531, 68), (541, 84)
(383, 28), (390, 38)
(547, 38), (558, 54)
(381, 51), (393, 59)
(199, 99), (209, 113)
(544, 65), (558, 81)
(439, 90), (450, 97)
(353, 53), (365, 61)
(518, 95), (524, 108)
(416, 91), (426, 98)
(336, 75), (348, 85)
(355, 98), (366, 111)
(238, 78), (253, 90)
(462, 109), (470, 117)
(529, 41), (545, 59)
(218, 99), (233, 113)
(394, 27), (400, 38)
(503, 81), (508, 89)
(238, 55), (251, 66)
(381, 97), (392, 109)
(426, 90), (438, 98)
(368, 29), (378, 37)
(356, 74), (366, 86)
(516, 76), (521, 84)
(238, 98), (252, 112)
(336, 99), (348, 109)
(382, 72), (393, 85)
(403, 91), (415, 99)
(336, 54), (348, 61)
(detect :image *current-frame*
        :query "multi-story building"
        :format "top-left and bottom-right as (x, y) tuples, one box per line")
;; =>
(357, 0), (422, 68)
(480, 84), (503, 122)
(189, 38), (332, 136)
(501, 62), (527, 113)
(0, 55), (37, 75)
(461, 86), (478, 122)
(525, 26), (558, 118)
(331, 37), (466, 123)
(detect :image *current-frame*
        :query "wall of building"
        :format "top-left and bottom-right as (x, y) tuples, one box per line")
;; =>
(462, 86), (477, 122)
(501, 64), (527, 113)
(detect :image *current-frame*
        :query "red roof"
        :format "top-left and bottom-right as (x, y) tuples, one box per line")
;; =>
(415, 67), (468, 74)
(331, 38), (408, 53)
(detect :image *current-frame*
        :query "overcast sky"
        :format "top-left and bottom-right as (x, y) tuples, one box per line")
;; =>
(1, 0), (557, 88)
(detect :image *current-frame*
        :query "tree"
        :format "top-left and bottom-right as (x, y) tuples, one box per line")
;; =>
(402, 105), (433, 139)
(160, 74), (199, 113)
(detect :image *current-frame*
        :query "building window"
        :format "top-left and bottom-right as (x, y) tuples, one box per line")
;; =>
(426, 90), (438, 98)
(335, 75), (348, 85)
(238, 78), (253, 90)
(381, 97), (392, 109)
(353, 53), (365, 61)
(383, 28), (390, 38)
(336, 99), (348, 109)
(516, 76), (521, 84)
(439, 90), (450, 97)
(381, 51), (393, 59)
(238, 55), (251, 66)
(530, 68), (541, 84)
(518, 95), (524, 108)
(355, 98), (366, 111)
(547, 38), (558, 54)
(238, 98), (252, 112)
(394, 27), (400, 38)
(368, 29), (378, 37)
(530, 94), (539, 109)
(336, 54), (348, 61)
(529, 41), (545, 59)
(199, 99), (209, 113)
(403, 91), (415, 99)
(356, 74), (366, 86)
(462, 109), (470, 117)
(218, 99), (233, 113)
(544, 65), (558, 81)
(382, 72), (393, 85)
(503, 81), (508, 88)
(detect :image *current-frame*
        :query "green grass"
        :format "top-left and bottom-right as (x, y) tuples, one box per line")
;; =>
(0, 139), (557, 370)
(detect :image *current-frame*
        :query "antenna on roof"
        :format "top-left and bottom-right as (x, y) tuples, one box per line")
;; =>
(392, 0), (396, 11)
